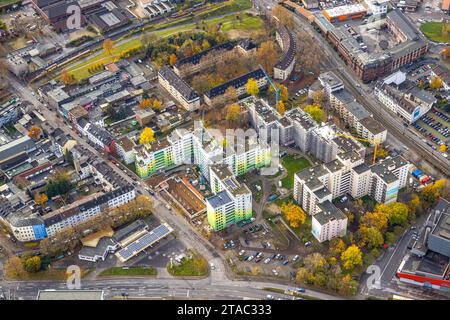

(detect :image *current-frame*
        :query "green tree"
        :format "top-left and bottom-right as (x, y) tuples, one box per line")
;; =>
(358, 226), (384, 249)
(304, 104), (325, 123)
(24, 256), (41, 273)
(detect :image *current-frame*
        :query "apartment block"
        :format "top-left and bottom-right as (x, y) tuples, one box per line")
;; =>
(158, 66), (201, 111)
(204, 68), (268, 107)
(206, 164), (252, 231)
(274, 26), (297, 81)
(320, 71), (387, 144)
(7, 186), (136, 241)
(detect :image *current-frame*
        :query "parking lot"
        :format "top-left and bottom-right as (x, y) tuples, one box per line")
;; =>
(414, 107), (450, 153)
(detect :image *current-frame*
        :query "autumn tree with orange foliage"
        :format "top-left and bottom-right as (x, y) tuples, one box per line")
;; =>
(28, 126), (42, 140)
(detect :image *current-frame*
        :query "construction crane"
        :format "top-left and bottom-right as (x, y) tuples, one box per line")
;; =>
(335, 133), (381, 165)
(258, 64), (279, 112)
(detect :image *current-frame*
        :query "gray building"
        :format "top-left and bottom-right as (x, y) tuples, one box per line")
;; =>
(427, 199), (450, 258)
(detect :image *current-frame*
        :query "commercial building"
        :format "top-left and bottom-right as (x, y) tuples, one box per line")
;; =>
(115, 222), (173, 262)
(0, 136), (37, 170)
(31, 0), (87, 31)
(158, 66), (200, 111)
(78, 236), (118, 262)
(204, 68), (268, 107)
(274, 26), (297, 81)
(374, 81), (436, 124)
(87, 2), (131, 34)
(397, 199), (450, 291)
(140, 0), (174, 19)
(318, 9), (428, 83)
(364, 0), (389, 15)
(301, 0), (319, 9)
(323, 4), (367, 23)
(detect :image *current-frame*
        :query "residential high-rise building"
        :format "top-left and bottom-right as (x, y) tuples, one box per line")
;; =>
(206, 164), (252, 231)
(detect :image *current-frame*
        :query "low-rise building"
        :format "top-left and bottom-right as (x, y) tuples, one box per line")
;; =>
(204, 68), (268, 106)
(274, 26), (297, 81)
(374, 82), (436, 123)
(158, 66), (200, 111)
(115, 136), (136, 164)
(174, 42), (237, 77)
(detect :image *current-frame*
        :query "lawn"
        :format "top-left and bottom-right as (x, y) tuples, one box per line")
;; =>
(64, 0), (261, 82)
(219, 15), (263, 33)
(99, 266), (157, 277)
(280, 155), (311, 190)
(167, 252), (208, 277)
(6, 268), (90, 281)
(66, 38), (142, 81)
(420, 22), (450, 43)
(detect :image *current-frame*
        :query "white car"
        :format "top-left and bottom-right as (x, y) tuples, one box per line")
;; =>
(247, 255), (254, 262)
(263, 258), (271, 264)
(239, 250), (246, 256)
(272, 269), (279, 276)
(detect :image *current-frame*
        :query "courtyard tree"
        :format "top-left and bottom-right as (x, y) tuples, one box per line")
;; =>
(225, 103), (241, 123)
(139, 127), (155, 145)
(312, 90), (325, 105)
(341, 245), (363, 271)
(153, 99), (162, 111)
(304, 104), (325, 124)
(256, 41), (278, 72)
(28, 126), (42, 140)
(34, 193), (48, 206)
(277, 100), (285, 116)
(281, 202), (306, 228)
(139, 98), (152, 109)
(246, 78), (259, 97)
(375, 202), (409, 226)
(430, 76), (443, 90)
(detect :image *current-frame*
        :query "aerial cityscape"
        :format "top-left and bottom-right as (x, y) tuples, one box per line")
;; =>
(0, 0), (448, 303)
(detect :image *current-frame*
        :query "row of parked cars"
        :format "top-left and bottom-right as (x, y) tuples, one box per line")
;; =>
(240, 250), (300, 266)
(420, 114), (450, 139)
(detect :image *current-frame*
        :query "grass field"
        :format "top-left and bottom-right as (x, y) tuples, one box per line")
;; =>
(99, 266), (157, 277)
(420, 22), (450, 43)
(280, 155), (311, 190)
(167, 252), (208, 277)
